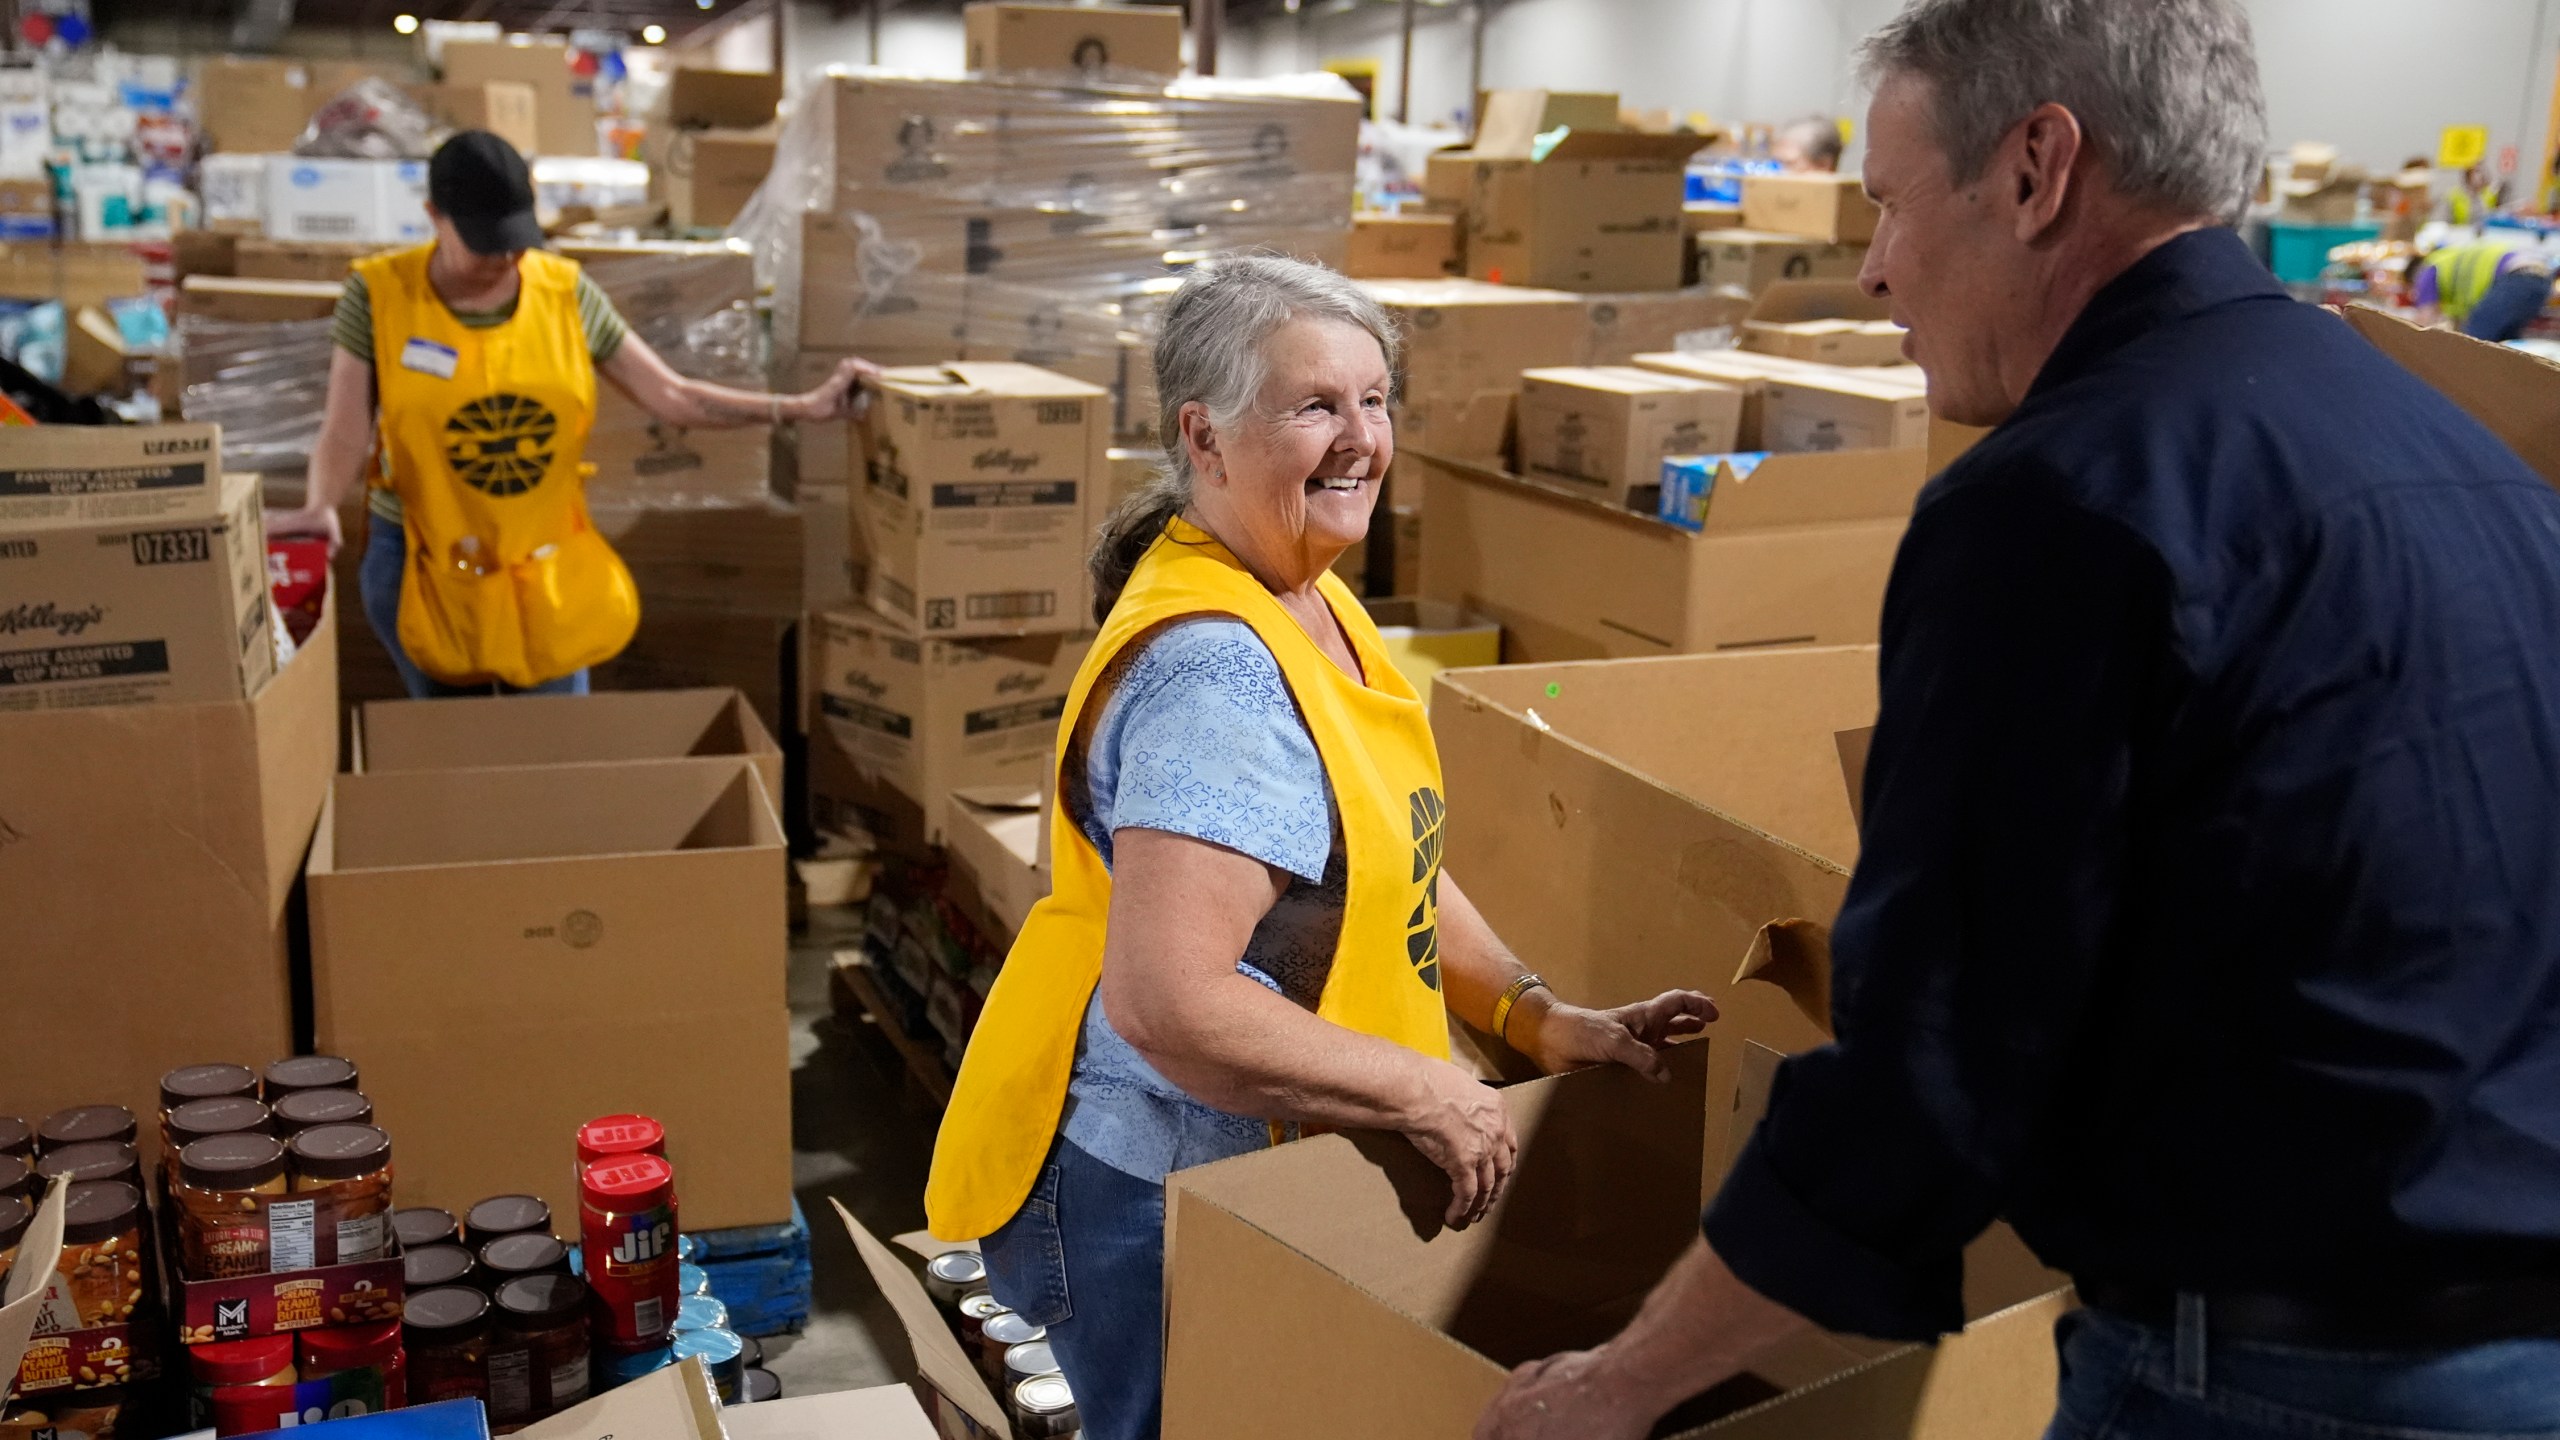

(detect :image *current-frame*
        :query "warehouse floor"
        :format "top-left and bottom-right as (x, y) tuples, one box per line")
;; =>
(757, 905), (940, 1399)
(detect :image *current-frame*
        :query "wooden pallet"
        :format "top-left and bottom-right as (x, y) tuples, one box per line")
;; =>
(829, 948), (956, 1107)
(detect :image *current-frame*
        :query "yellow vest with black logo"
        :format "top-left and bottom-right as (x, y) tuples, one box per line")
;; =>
(356, 244), (638, 688)
(924, 517), (1452, 1241)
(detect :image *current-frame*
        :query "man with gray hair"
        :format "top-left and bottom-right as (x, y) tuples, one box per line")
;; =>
(1770, 113), (1843, 173)
(1480, 1), (2560, 1437)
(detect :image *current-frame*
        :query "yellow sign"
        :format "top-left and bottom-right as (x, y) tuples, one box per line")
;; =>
(2440, 125), (2490, 169)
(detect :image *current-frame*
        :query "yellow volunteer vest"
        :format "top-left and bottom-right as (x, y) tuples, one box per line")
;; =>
(357, 244), (638, 688)
(2423, 243), (2515, 324)
(924, 517), (1453, 1241)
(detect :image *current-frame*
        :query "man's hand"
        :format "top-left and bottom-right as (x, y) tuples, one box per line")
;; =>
(1475, 1349), (1659, 1440)
(264, 504), (345, 558)
(1512, 988), (1716, 1080)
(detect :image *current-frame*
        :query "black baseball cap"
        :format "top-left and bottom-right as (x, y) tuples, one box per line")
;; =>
(428, 130), (545, 256)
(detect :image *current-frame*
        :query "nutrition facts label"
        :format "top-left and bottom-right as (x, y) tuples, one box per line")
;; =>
(550, 1355), (592, 1407)
(632, 1297), (664, 1337)
(268, 1199), (318, 1272)
(490, 1350), (533, 1418)
(336, 1212), (388, 1265)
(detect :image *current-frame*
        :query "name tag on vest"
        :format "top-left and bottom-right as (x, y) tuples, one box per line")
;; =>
(399, 338), (459, 380)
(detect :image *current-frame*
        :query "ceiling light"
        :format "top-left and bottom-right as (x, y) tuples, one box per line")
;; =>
(641, 22), (665, 41)
(392, 12), (419, 33)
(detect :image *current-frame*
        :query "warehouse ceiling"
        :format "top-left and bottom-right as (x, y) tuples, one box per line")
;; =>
(94, 0), (770, 43)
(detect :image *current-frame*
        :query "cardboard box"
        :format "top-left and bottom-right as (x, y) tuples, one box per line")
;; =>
(583, 392), (773, 508)
(62, 305), (128, 397)
(194, 57), (387, 155)
(797, 73), (1002, 217)
(1414, 447), (1923, 661)
(591, 604), (795, 737)
(1516, 366), (1743, 507)
(416, 79), (539, 157)
(719, 1383), (938, 1440)
(235, 239), (379, 283)
(1629, 347), (1839, 450)
(1158, 1035), (2068, 1439)
(356, 687), (782, 803)
(857, 362), (1107, 638)
(664, 128), (777, 231)
(0, 471), (276, 709)
(0, 597), (336, 1143)
(440, 39), (596, 158)
(658, 68), (782, 131)
(834, 1201), (1017, 1437)
(964, 2), (1185, 76)
(1346, 213), (1459, 279)
(0, 242), (148, 310)
(177, 274), (344, 323)
(1357, 278), (1585, 467)
(1464, 130), (1706, 292)
(1683, 202), (1744, 234)
(589, 499), (802, 618)
(1422, 150), (1477, 212)
(1472, 88), (1622, 152)
(2341, 302), (2560, 492)
(785, 353), (861, 492)
(1580, 288), (1750, 366)
(1761, 370), (1931, 454)
(1362, 596), (1498, 694)
(1694, 229), (1863, 297)
(774, 207), (973, 358)
(0, 422), (222, 526)
(264, 156), (379, 243)
(944, 785), (1048, 942)
(1738, 279), (1904, 367)
(308, 756), (792, 1230)
(801, 485), (866, 619)
(809, 607), (1088, 842)
(1741, 172), (1881, 244)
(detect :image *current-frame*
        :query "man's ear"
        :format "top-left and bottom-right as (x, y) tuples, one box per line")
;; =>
(2007, 101), (2085, 243)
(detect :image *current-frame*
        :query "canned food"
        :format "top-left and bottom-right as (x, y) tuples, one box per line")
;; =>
(673, 1294), (727, 1334)
(670, 1327), (744, 1403)
(1003, 1339), (1061, 1395)
(740, 1368), (780, 1403)
(976, 1312), (1045, 1387)
(922, 1250), (986, 1313)
(579, 1157), (678, 1346)
(678, 1262), (709, 1298)
(954, 1291), (1004, 1353)
(1012, 1373), (1079, 1438)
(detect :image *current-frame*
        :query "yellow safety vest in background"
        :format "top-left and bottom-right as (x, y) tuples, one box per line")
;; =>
(2422, 243), (2515, 324)
(356, 244), (638, 688)
(924, 517), (1454, 1241)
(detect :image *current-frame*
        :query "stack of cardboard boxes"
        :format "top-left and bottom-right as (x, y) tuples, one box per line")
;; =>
(646, 68), (784, 232)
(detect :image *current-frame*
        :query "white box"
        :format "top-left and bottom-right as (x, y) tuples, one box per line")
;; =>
(264, 156), (381, 243)
(71, 163), (141, 241)
(0, 99), (48, 181)
(199, 154), (267, 228)
(375, 159), (430, 244)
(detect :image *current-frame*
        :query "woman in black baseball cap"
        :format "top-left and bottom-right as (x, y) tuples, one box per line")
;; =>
(269, 130), (879, 698)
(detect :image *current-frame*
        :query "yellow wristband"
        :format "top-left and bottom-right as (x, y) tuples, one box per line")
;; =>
(1492, 972), (1549, 1044)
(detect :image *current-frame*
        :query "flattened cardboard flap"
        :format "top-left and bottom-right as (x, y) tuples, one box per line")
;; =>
(1734, 917), (1834, 1036)
(1473, 88), (1617, 158)
(515, 1356), (723, 1440)
(949, 784), (1041, 814)
(1695, 445), (1926, 534)
(1837, 725), (1874, 826)
(831, 1199), (1010, 1437)
(1540, 129), (1709, 166)
(1747, 280), (1891, 325)
(1, 1178), (67, 1401)
(2340, 303), (2560, 491)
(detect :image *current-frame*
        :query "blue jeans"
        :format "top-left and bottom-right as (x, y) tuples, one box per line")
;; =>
(979, 1136), (1163, 1440)
(358, 512), (590, 699)
(2049, 1304), (2560, 1439)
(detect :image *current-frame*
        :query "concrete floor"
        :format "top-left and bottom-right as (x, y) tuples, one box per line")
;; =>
(754, 905), (944, 1400)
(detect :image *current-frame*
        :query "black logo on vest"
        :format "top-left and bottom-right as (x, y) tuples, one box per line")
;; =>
(444, 394), (559, 496)
(1407, 786), (1445, 991)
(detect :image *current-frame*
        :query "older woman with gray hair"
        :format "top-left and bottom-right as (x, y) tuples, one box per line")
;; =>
(923, 253), (1714, 1440)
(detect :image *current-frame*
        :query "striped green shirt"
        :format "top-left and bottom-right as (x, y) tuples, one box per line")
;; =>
(336, 267), (631, 524)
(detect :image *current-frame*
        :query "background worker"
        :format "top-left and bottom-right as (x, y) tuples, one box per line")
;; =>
(2444, 161), (2502, 227)
(2409, 228), (2555, 340)
(1770, 114), (1844, 173)
(267, 130), (874, 699)
(1479, 0), (2560, 1436)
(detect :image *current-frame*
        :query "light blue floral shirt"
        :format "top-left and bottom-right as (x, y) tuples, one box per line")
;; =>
(1057, 617), (1344, 1183)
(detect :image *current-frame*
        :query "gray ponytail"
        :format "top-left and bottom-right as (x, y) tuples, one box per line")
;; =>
(1089, 251), (1401, 622)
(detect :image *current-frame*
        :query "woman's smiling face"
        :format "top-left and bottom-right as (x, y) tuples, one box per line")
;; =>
(1190, 315), (1394, 579)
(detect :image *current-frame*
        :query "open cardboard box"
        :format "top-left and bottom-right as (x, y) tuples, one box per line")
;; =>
(2339, 303), (2560, 489)
(1412, 448), (1923, 662)
(307, 756), (792, 1230)
(354, 687), (783, 805)
(834, 1199), (1013, 1438)
(1159, 1041), (2070, 1439)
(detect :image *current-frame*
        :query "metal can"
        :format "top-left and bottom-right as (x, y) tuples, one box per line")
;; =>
(976, 1312), (1045, 1387)
(740, 1368), (781, 1404)
(579, 1155), (679, 1346)
(674, 1293), (729, 1334)
(1002, 1339), (1061, 1397)
(678, 1262), (710, 1298)
(670, 1327), (744, 1403)
(921, 1250), (986, 1314)
(954, 1292), (1005, 1354)
(1012, 1372), (1079, 1439)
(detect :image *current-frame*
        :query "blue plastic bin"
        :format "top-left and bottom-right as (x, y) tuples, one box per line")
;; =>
(2266, 221), (2380, 285)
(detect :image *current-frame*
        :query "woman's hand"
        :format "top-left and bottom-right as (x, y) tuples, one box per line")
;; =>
(1397, 1056), (1518, 1229)
(1510, 989), (1716, 1082)
(795, 355), (881, 422)
(264, 504), (345, 558)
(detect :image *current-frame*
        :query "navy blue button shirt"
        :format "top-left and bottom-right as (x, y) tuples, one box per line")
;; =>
(1702, 228), (2560, 1341)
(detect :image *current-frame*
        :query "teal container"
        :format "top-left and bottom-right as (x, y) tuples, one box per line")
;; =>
(675, 1293), (729, 1334)
(679, 1262), (710, 1297)
(673, 1327), (746, 1403)
(2267, 221), (2380, 285)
